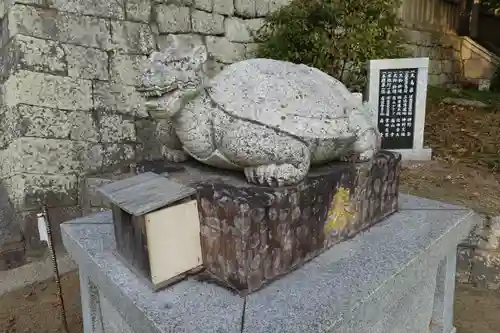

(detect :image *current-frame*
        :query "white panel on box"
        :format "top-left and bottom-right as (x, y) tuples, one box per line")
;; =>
(145, 199), (202, 286)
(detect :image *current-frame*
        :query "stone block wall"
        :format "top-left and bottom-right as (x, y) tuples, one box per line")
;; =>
(0, 0), (291, 269)
(403, 28), (462, 86)
(404, 28), (500, 87)
(459, 37), (500, 86)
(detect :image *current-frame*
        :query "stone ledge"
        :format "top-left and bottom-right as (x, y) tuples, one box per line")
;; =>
(456, 215), (500, 290)
(61, 194), (477, 333)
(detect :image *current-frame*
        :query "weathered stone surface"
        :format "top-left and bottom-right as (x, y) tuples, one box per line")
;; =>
(49, 0), (125, 19)
(191, 10), (224, 35)
(194, 0), (212, 11)
(138, 43), (380, 186)
(155, 5), (191, 33)
(234, 0), (256, 17)
(205, 36), (246, 63)
(0, 35), (67, 82)
(74, 142), (104, 172)
(110, 54), (148, 85)
(0, 182), (21, 240)
(154, 0), (193, 5)
(9, 0), (44, 6)
(213, 0), (234, 15)
(93, 81), (147, 117)
(460, 215), (500, 251)
(16, 35), (66, 74)
(471, 249), (500, 290)
(442, 97), (489, 108)
(111, 21), (156, 54)
(269, 0), (291, 12)
(126, 0), (152, 22)
(177, 151), (399, 292)
(68, 112), (100, 142)
(0, 241), (26, 271)
(255, 0), (270, 16)
(3, 70), (92, 110)
(4, 138), (82, 176)
(102, 144), (136, 170)
(203, 59), (225, 78)
(225, 17), (264, 42)
(61, 194), (475, 333)
(8, 5), (112, 49)
(224, 18), (250, 42)
(63, 44), (109, 80)
(14, 205), (82, 256)
(47, 205), (83, 252)
(0, 143), (16, 179)
(13, 105), (99, 142)
(100, 114), (137, 143)
(245, 42), (259, 58)
(456, 247), (473, 284)
(0, 182), (22, 255)
(80, 177), (114, 213)
(135, 119), (163, 160)
(459, 217), (485, 247)
(17, 210), (48, 257)
(3, 173), (79, 210)
(17, 104), (71, 139)
(0, 105), (20, 150)
(487, 216), (500, 248)
(157, 33), (203, 51)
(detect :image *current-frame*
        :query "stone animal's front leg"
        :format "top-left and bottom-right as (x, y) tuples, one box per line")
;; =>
(243, 162), (309, 187)
(354, 128), (381, 162)
(219, 121), (311, 187)
(156, 119), (190, 163)
(161, 146), (189, 162)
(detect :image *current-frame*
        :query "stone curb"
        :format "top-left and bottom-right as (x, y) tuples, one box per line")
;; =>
(456, 214), (500, 289)
(0, 253), (77, 296)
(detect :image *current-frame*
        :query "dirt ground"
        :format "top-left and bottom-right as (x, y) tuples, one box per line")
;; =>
(0, 272), (83, 333)
(2, 88), (500, 332)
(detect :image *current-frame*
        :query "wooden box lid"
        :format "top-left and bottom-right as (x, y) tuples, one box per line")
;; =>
(97, 172), (196, 216)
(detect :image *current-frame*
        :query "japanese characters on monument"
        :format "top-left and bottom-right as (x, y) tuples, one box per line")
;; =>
(368, 58), (432, 161)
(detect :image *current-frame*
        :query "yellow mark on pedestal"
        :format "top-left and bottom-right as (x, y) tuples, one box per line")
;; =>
(324, 187), (355, 232)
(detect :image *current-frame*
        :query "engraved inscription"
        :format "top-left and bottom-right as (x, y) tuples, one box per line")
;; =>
(378, 68), (418, 150)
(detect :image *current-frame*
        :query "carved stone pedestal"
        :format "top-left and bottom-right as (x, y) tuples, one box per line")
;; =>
(131, 150), (402, 294)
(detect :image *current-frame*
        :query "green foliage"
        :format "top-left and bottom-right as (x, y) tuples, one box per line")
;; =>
(491, 66), (500, 93)
(255, 0), (407, 92)
(483, 0), (500, 13)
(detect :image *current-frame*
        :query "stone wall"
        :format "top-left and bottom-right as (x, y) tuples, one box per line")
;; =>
(0, 0), (290, 269)
(404, 28), (500, 87)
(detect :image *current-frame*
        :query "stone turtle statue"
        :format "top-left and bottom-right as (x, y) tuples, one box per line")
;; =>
(137, 36), (381, 187)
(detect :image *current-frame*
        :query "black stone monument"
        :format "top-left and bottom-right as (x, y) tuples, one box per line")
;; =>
(377, 68), (418, 150)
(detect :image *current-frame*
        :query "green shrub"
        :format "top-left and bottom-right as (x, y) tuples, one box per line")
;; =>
(491, 66), (500, 92)
(255, 0), (407, 92)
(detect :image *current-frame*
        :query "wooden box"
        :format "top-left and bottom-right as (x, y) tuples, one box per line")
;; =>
(98, 172), (203, 290)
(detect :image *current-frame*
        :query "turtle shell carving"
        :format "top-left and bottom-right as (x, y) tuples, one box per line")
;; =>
(207, 58), (365, 140)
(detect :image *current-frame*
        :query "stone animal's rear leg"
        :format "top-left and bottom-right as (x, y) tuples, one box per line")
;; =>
(219, 120), (311, 187)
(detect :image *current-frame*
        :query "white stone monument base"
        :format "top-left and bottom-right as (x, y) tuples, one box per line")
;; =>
(62, 194), (477, 333)
(391, 147), (433, 161)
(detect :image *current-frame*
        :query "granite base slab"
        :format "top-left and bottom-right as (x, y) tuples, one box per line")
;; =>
(61, 195), (478, 333)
